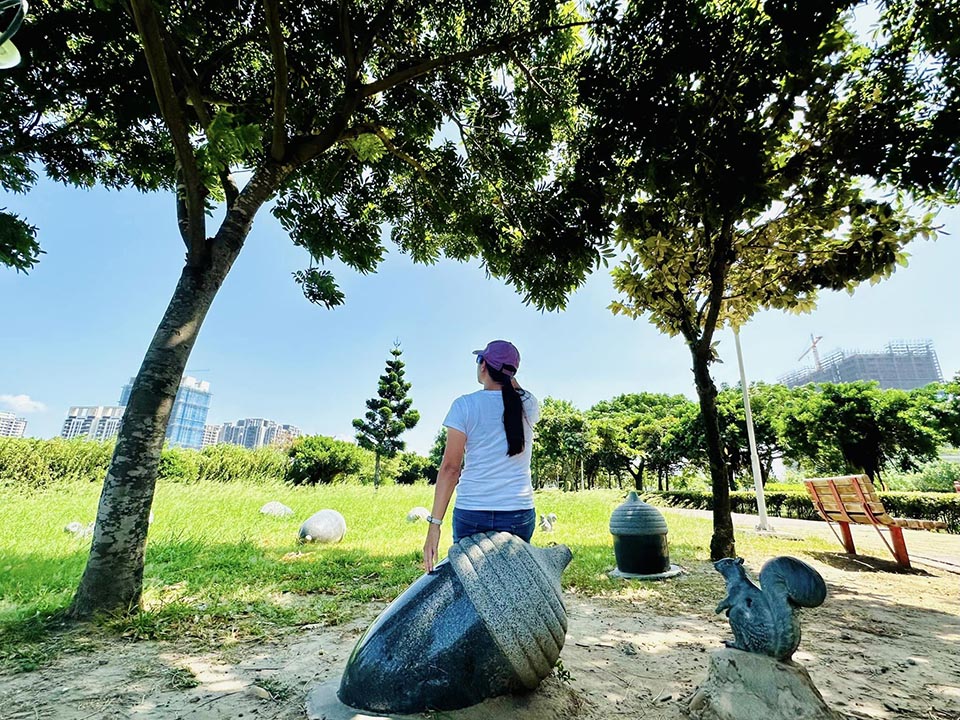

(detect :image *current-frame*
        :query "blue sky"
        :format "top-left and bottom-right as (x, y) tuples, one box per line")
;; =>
(2, 178), (958, 454)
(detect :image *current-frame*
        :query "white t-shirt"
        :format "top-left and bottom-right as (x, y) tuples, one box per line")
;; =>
(443, 389), (540, 511)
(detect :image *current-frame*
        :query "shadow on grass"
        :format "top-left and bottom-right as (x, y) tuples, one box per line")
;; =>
(0, 538), (425, 674)
(1, 536), (854, 675)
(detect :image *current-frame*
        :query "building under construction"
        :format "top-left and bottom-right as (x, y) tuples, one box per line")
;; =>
(779, 339), (943, 390)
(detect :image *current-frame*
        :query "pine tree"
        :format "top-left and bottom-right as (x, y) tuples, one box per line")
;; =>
(353, 343), (420, 488)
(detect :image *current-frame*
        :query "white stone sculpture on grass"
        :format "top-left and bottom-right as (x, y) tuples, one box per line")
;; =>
(261, 501), (294, 517)
(406, 506), (430, 523)
(299, 509), (347, 544)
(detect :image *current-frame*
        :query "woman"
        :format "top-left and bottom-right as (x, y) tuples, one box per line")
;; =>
(423, 339), (540, 572)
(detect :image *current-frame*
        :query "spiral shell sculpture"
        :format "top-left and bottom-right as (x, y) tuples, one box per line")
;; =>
(337, 531), (572, 714)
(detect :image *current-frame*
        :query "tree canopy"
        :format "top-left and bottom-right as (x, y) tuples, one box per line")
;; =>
(566, 0), (945, 559)
(2, 0), (601, 302)
(1, 0), (606, 617)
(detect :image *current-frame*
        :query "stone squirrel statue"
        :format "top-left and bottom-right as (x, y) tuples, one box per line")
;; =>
(714, 556), (827, 661)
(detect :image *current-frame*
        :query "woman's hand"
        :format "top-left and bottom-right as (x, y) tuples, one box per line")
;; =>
(423, 524), (442, 573)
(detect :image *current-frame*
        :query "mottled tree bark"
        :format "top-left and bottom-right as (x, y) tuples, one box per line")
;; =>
(69, 166), (287, 618)
(691, 348), (736, 561)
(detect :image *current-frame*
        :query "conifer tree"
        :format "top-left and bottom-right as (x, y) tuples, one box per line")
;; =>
(353, 343), (420, 488)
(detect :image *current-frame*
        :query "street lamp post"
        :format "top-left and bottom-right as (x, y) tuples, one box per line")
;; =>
(733, 327), (772, 532)
(0, 0), (28, 70)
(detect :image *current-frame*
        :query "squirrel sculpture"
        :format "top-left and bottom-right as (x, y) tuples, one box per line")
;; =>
(714, 556), (827, 661)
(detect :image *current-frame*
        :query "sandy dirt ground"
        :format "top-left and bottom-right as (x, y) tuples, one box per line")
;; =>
(2, 548), (959, 720)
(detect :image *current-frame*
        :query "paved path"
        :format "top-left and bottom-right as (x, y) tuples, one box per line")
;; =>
(662, 507), (960, 573)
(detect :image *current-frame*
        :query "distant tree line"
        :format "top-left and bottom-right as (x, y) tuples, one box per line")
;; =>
(523, 377), (960, 493)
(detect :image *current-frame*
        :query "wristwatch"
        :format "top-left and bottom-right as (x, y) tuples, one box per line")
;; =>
(426, 514), (443, 526)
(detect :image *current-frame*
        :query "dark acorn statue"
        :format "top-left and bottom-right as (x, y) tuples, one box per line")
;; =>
(337, 531), (572, 714)
(714, 556), (827, 660)
(609, 491), (681, 578)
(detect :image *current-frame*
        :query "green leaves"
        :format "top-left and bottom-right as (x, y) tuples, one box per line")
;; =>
(292, 268), (345, 309)
(573, 1), (944, 350)
(772, 381), (951, 486)
(196, 110), (263, 201)
(6, 0), (597, 308)
(0, 209), (41, 272)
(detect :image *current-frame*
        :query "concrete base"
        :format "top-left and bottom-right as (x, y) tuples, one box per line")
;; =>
(307, 679), (415, 720)
(609, 564), (683, 580)
(306, 677), (572, 720)
(686, 648), (843, 720)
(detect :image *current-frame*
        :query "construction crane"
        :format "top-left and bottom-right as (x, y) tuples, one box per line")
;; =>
(798, 334), (823, 370)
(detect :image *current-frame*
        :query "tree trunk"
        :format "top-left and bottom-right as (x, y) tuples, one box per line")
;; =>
(374, 452), (381, 489)
(629, 460), (644, 492)
(691, 348), (736, 561)
(68, 240), (242, 618)
(68, 162), (288, 619)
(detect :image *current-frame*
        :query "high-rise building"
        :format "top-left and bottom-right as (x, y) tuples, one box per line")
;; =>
(217, 418), (303, 449)
(0, 411), (27, 438)
(271, 423), (303, 447)
(120, 376), (212, 449)
(779, 339), (943, 390)
(61, 406), (125, 441)
(202, 424), (222, 448)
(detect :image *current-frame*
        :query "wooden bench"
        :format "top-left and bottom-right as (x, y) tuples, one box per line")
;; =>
(804, 474), (947, 568)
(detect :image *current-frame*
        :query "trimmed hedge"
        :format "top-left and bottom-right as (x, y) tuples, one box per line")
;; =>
(0, 438), (114, 489)
(642, 489), (960, 534)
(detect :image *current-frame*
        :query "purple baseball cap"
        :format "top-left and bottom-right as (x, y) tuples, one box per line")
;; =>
(473, 340), (521, 376)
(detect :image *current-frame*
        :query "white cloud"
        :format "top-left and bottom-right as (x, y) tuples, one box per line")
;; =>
(0, 394), (47, 414)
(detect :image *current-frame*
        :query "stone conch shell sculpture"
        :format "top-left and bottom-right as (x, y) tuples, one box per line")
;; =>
(337, 531), (572, 714)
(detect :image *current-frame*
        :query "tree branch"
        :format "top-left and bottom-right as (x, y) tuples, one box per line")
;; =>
(4, 105), (93, 156)
(129, 0), (206, 256)
(356, 0), (400, 64)
(360, 21), (591, 98)
(286, 96), (361, 165)
(196, 29), (264, 84)
(697, 220), (734, 352)
(264, 0), (289, 161)
(340, 0), (359, 83)
(176, 174), (190, 246)
(347, 124), (430, 183)
(509, 50), (554, 100)
(159, 28), (241, 210)
(408, 85), (520, 223)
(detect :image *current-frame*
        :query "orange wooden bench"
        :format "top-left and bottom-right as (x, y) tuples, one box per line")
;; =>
(804, 474), (947, 568)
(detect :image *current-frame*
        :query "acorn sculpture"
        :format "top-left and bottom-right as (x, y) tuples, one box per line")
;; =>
(337, 531), (572, 714)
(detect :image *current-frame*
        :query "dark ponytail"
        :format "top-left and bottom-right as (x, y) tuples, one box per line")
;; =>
(487, 364), (526, 456)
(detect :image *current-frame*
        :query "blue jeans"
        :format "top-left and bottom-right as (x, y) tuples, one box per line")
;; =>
(452, 508), (536, 543)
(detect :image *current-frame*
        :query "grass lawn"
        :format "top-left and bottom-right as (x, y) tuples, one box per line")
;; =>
(0, 481), (835, 672)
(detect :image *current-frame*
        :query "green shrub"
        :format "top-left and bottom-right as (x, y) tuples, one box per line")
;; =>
(158, 447), (201, 483)
(765, 481), (805, 492)
(886, 460), (960, 492)
(287, 436), (365, 485)
(0, 438), (113, 489)
(0, 437), (294, 489)
(395, 452), (438, 485)
(644, 488), (960, 532)
(879, 492), (960, 531)
(197, 444), (287, 484)
(353, 448), (401, 485)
